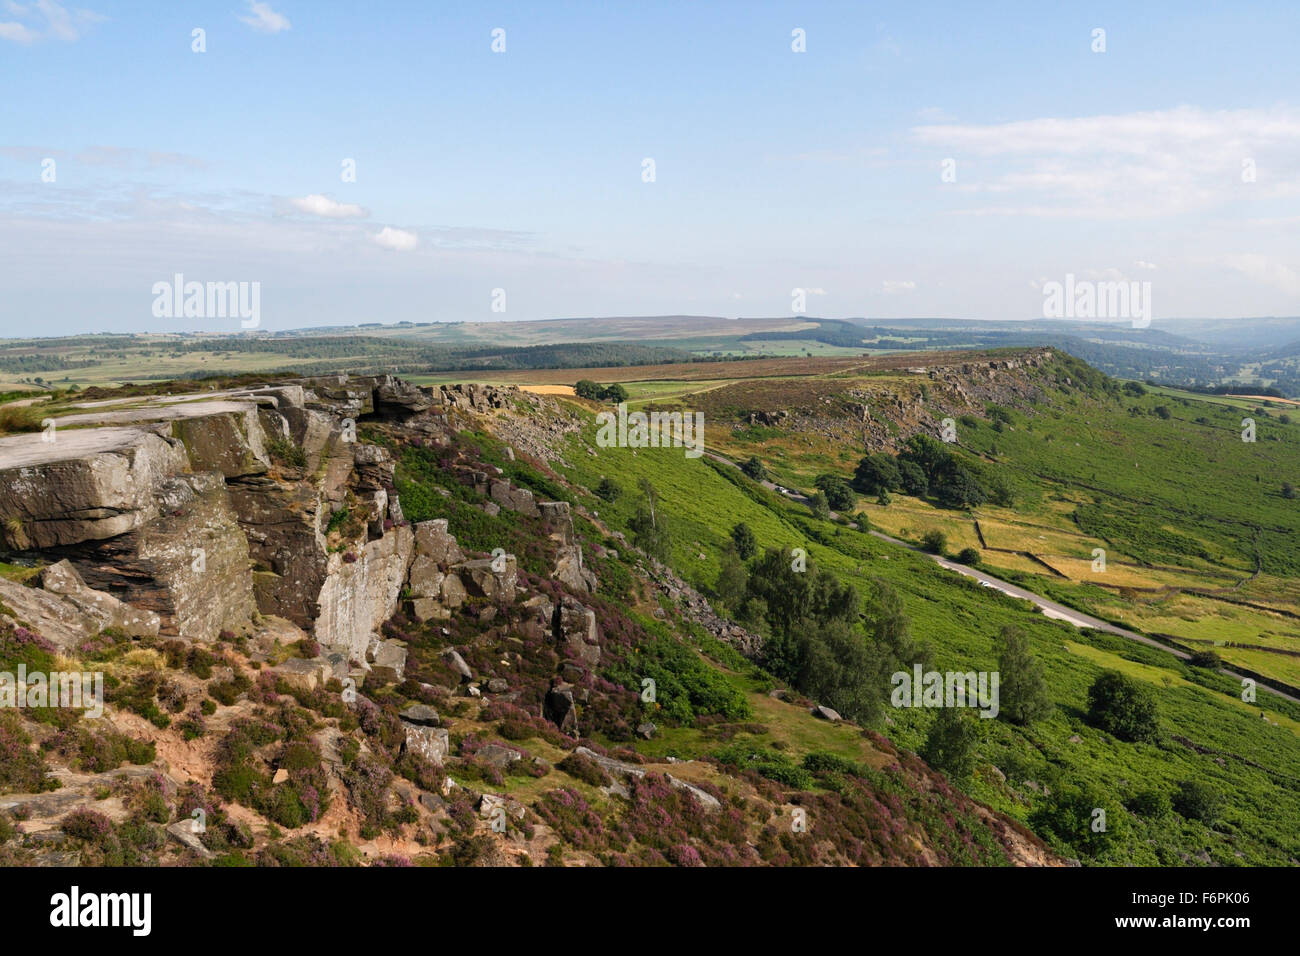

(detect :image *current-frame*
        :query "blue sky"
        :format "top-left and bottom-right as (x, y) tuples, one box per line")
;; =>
(1, 0), (1298, 335)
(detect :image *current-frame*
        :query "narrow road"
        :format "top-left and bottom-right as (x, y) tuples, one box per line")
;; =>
(705, 449), (1300, 705)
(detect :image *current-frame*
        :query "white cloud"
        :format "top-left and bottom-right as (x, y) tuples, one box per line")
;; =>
(1135, 260), (1158, 270)
(882, 280), (916, 294)
(373, 226), (418, 252)
(239, 1), (290, 34)
(0, 0), (101, 43)
(287, 194), (367, 219)
(0, 19), (33, 41)
(912, 106), (1300, 219)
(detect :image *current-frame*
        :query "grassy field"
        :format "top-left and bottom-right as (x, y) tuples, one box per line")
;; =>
(545, 387), (1300, 864)
(582, 360), (1300, 691)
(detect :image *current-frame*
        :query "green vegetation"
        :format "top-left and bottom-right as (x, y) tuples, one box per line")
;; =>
(555, 382), (1300, 865)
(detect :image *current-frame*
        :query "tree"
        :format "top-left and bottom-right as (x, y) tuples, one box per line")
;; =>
(1030, 784), (1125, 858)
(897, 459), (928, 496)
(1127, 788), (1171, 819)
(747, 547), (858, 680)
(808, 491), (830, 520)
(1283, 482), (1296, 500)
(741, 456), (768, 482)
(1086, 671), (1159, 743)
(1154, 405), (1172, 420)
(628, 478), (671, 561)
(815, 474), (857, 512)
(852, 454), (900, 495)
(921, 530), (946, 554)
(714, 547), (748, 611)
(996, 625), (1052, 726)
(1172, 780), (1222, 823)
(920, 708), (979, 781)
(595, 478), (622, 503)
(955, 547), (980, 565)
(932, 464), (987, 509)
(899, 434), (952, 483)
(799, 617), (879, 724)
(601, 383), (628, 404)
(574, 379), (602, 400)
(730, 522), (757, 560)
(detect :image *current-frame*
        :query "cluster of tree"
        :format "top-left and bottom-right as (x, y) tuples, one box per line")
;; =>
(813, 475), (856, 511)
(713, 539), (926, 725)
(574, 380), (629, 403)
(0, 354), (96, 373)
(852, 434), (1013, 509)
(919, 625), (1053, 780)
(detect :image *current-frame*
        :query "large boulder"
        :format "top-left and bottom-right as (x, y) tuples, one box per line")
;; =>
(366, 638), (407, 684)
(456, 555), (518, 604)
(553, 596), (600, 666)
(543, 683), (578, 735)
(66, 473), (255, 641)
(487, 479), (539, 517)
(171, 407), (269, 479)
(413, 519), (464, 565)
(37, 560), (160, 639)
(0, 427), (188, 550)
(401, 724), (450, 765)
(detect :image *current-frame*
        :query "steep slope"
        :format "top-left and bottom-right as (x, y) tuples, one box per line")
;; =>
(0, 372), (1062, 867)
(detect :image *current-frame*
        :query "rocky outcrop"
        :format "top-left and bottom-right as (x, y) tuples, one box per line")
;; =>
(63, 472), (255, 640)
(0, 427), (188, 550)
(539, 501), (596, 592)
(172, 406), (270, 479)
(572, 746), (720, 812)
(228, 474), (329, 628)
(646, 559), (763, 657)
(37, 560), (160, 639)
(313, 524), (414, 664)
(553, 595), (601, 666)
(0, 567), (160, 649)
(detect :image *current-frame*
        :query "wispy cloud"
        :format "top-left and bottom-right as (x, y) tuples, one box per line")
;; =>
(0, 0), (103, 44)
(239, 1), (290, 34)
(1224, 254), (1300, 297)
(283, 194), (368, 219)
(913, 106), (1300, 218)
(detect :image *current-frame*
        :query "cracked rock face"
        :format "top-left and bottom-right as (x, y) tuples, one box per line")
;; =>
(313, 524), (414, 663)
(0, 427), (188, 550)
(63, 472), (256, 641)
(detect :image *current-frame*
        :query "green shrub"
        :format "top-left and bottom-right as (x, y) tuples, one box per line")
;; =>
(1172, 780), (1223, 823)
(1086, 671), (1159, 743)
